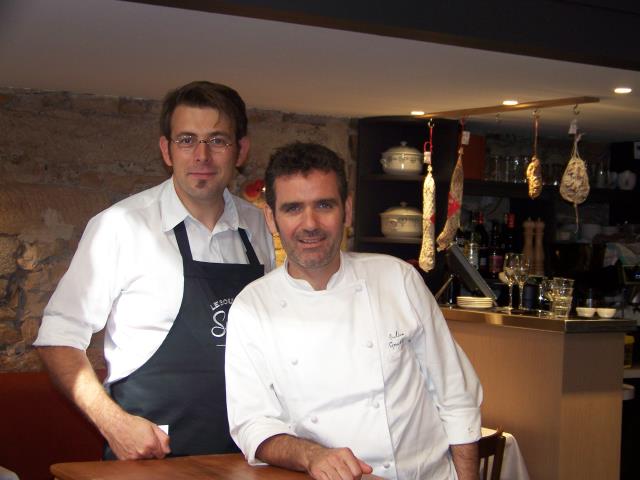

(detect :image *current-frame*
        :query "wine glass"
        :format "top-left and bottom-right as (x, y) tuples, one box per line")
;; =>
(502, 253), (520, 312)
(514, 256), (530, 310)
(537, 277), (553, 315)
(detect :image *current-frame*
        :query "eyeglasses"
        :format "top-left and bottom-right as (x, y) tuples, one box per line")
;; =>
(170, 134), (233, 152)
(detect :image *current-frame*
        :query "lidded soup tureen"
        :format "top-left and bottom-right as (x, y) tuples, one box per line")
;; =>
(380, 202), (422, 238)
(380, 141), (423, 175)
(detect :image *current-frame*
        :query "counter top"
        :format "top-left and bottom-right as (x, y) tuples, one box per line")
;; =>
(441, 306), (637, 333)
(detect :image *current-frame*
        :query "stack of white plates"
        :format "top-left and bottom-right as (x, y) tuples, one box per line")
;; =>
(456, 296), (493, 309)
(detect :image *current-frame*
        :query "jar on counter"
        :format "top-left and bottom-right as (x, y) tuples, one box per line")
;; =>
(464, 241), (479, 270)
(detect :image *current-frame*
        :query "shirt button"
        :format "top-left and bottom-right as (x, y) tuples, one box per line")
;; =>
(355, 285), (363, 292)
(291, 358), (298, 366)
(310, 416), (318, 423)
(280, 300), (287, 308)
(383, 462), (390, 469)
(372, 401), (380, 409)
(366, 340), (373, 348)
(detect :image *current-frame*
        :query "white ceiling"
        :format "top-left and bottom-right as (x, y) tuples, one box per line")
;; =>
(1, 0), (639, 142)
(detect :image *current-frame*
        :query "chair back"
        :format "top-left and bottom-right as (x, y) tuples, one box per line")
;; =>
(478, 428), (506, 480)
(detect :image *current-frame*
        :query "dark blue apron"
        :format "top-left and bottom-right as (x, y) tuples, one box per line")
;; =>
(106, 221), (264, 458)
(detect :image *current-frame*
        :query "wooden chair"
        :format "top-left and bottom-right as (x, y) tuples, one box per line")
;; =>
(478, 428), (506, 480)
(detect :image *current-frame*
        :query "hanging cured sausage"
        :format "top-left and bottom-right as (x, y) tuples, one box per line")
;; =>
(436, 125), (465, 251)
(560, 132), (590, 227)
(526, 112), (543, 199)
(419, 121), (436, 272)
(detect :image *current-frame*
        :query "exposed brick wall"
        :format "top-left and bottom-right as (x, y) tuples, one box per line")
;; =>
(0, 87), (355, 372)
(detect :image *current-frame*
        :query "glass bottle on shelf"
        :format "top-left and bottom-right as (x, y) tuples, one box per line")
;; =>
(488, 221), (504, 279)
(511, 156), (522, 183)
(454, 226), (466, 249)
(502, 156), (513, 183)
(503, 212), (516, 252)
(471, 211), (489, 276)
(465, 241), (479, 270)
(462, 220), (478, 270)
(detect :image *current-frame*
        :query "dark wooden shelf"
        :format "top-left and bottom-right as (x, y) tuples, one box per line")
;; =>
(362, 175), (636, 204)
(359, 236), (422, 245)
(463, 180), (530, 198)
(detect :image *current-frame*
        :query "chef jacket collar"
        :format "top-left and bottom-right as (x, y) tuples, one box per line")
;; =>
(283, 251), (349, 291)
(160, 178), (247, 234)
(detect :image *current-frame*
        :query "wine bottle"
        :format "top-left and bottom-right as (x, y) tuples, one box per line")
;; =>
(488, 221), (504, 278)
(503, 212), (516, 253)
(471, 211), (489, 276)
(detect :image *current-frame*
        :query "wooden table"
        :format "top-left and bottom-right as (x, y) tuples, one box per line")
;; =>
(51, 453), (311, 480)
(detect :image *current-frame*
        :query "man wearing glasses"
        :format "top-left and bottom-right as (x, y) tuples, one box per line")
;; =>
(35, 81), (275, 459)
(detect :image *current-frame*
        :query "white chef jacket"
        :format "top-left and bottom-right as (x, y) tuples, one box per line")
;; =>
(226, 251), (482, 480)
(35, 178), (275, 385)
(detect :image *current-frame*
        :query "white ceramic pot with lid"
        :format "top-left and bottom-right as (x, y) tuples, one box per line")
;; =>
(380, 141), (423, 175)
(380, 202), (422, 238)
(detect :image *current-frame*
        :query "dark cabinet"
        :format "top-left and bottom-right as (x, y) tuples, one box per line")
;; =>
(353, 116), (459, 290)
(353, 116), (639, 291)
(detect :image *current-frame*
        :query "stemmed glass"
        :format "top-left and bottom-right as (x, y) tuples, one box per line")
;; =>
(502, 253), (520, 312)
(514, 256), (530, 310)
(537, 278), (553, 315)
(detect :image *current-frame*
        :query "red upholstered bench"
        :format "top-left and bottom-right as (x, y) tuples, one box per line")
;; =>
(0, 371), (105, 480)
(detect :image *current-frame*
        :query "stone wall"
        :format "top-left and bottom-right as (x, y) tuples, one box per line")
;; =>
(0, 87), (355, 372)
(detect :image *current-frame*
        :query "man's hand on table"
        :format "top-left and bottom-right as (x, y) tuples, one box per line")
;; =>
(103, 411), (171, 460)
(256, 434), (373, 480)
(305, 444), (373, 480)
(37, 346), (170, 460)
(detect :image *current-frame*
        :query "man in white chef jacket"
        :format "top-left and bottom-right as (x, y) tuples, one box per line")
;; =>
(225, 142), (483, 480)
(34, 81), (274, 460)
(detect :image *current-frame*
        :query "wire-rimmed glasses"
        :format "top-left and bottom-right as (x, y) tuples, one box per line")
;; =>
(171, 134), (233, 152)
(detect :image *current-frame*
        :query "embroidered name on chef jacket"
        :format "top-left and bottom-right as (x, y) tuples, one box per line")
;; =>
(210, 297), (235, 345)
(388, 330), (406, 352)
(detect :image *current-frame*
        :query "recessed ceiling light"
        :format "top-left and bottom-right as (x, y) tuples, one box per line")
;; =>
(614, 87), (632, 94)
(410, 110), (425, 116)
(502, 100), (519, 106)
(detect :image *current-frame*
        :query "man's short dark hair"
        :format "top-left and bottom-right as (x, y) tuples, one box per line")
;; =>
(265, 142), (348, 210)
(160, 81), (248, 141)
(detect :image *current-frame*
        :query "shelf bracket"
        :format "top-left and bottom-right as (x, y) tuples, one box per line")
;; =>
(417, 96), (599, 119)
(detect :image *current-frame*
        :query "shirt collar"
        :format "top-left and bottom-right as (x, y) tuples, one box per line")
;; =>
(160, 178), (246, 233)
(283, 251), (348, 291)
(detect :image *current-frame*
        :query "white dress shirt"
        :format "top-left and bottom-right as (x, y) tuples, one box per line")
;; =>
(226, 251), (482, 480)
(35, 178), (275, 384)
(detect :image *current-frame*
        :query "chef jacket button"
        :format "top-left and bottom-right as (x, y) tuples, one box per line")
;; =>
(355, 284), (363, 292)
(372, 401), (380, 409)
(291, 358), (298, 366)
(310, 416), (318, 423)
(383, 462), (391, 469)
(366, 340), (373, 348)
(280, 300), (287, 308)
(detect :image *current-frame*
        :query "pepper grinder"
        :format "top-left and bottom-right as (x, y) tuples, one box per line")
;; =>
(533, 219), (545, 276)
(522, 218), (535, 264)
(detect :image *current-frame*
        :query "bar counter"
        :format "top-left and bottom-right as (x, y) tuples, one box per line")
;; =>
(442, 305), (636, 480)
(442, 305), (636, 333)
